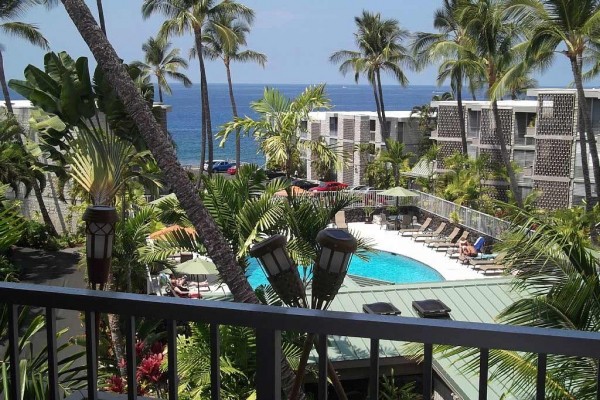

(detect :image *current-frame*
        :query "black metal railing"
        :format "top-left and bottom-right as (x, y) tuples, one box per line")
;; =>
(0, 282), (599, 400)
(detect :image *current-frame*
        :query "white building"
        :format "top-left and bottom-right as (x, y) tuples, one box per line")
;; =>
(305, 111), (421, 185)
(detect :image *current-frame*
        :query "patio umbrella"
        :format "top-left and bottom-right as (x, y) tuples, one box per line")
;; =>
(172, 257), (219, 276)
(164, 257), (219, 288)
(380, 187), (419, 207)
(149, 225), (196, 240)
(379, 187), (419, 197)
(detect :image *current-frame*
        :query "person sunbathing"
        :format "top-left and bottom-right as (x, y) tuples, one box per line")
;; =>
(459, 240), (478, 257)
(169, 275), (202, 298)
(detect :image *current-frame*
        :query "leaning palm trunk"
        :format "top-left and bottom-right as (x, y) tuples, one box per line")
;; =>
(491, 99), (522, 207)
(0, 50), (58, 236)
(571, 56), (600, 202)
(225, 60), (241, 167)
(59, 1), (304, 397)
(376, 69), (389, 140)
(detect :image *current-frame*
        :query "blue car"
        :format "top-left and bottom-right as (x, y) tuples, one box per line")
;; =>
(212, 161), (234, 172)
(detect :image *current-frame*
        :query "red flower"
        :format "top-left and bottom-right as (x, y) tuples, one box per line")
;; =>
(106, 375), (125, 393)
(137, 353), (165, 383)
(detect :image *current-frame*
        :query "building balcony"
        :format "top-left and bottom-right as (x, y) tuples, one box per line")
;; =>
(1, 282), (599, 399)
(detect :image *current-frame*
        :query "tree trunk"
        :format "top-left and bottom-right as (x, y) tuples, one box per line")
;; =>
(96, 0), (107, 36)
(59, 1), (304, 397)
(491, 99), (522, 207)
(158, 82), (163, 103)
(194, 31), (214, 176)
(456, 79), (468, 155)
(225, 59), (241, 168)
(0, 49), (58, 236)
(577, 102), (592, 209)
(572, 55), (600, 202)
(375, 69), (389, 140)
(193, 31), (207, 184)
(371, 82), (383, 137)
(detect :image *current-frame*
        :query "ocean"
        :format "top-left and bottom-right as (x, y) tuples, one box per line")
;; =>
(5, 83), (454, 166)
(168, 83), (451, 166)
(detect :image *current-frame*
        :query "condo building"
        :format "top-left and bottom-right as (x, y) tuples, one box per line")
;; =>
(432, 89), (600, 209)
(304, 111), (421, 184)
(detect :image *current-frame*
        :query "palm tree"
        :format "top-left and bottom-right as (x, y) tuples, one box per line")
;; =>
(378, 138), (413, 187)
(0, 116), (47, 201)
(446, 204), (600, 398)
(132, 36), (192, 103)
(457, 0), (524, 208)
(58, 0), (303, 396)
(507, 0), (600, 205)
(330, 11), (412, 140)
(0, 0), (57, 236)
(203, 13), (266, 168)
(219, 85), (339, 179)
(142, 0), (254, 176)
(412, 0), (484, 155)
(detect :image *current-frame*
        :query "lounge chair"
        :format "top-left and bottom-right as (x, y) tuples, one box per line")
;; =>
(425, 227), (461, 246)
(413, 222), (447, 242)
(399, 217), (432, 236)
(432, 230), (470, 252)
(471, 263), (508, 275)
(335, 210), (348, 231)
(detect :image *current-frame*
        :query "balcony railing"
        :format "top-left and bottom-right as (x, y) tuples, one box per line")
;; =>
(0, 282), (599, 400)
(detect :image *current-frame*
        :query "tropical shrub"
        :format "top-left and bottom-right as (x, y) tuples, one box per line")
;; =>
(0, 306), (86, 398)
(16, 219), (59, 250)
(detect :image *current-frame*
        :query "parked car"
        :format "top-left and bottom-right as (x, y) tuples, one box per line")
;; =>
(291, 179), (319, 190)
(265, 170), (286, 179)
(227, 165), (238, 175)
(213, 161), (234, 172)
(348, 185), (375, 193)
(308, 181), (349, 192)
(203, 159), (227, 171)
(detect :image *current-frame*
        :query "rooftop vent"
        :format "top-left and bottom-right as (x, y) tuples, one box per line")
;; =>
(362, 302), (401, 316)
(412, 299), (451, 319)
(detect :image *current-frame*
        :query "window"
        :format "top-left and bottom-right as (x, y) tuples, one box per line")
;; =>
(397, 122), (404, 142)
(329, 117), (338, 134)
(300, 120), (308, 131)
(369, 119), (376, 131)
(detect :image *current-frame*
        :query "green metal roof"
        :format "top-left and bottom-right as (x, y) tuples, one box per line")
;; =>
(324, 278), (523, 400)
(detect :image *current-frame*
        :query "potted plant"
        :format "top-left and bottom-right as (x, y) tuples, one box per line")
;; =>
(364, 207), (374, 223)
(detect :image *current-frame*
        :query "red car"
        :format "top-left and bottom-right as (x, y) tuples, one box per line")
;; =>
(308, 181), (349, 192)
(227, 165), (237, 175)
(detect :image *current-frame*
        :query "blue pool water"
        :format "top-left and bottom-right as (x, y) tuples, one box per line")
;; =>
(246, 252), (444, 288)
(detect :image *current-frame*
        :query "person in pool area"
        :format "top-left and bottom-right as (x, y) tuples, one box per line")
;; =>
(169, 274), (202, 298)
(459, 240), (478, 257)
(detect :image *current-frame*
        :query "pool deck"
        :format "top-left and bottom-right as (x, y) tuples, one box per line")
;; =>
(349, 222), (491, 281)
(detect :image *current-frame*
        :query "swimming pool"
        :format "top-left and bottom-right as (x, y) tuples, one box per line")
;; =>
(245, 251), (444, 288)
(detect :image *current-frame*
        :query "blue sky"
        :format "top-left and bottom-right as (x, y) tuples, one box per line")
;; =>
(3, 0), (575, 87)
